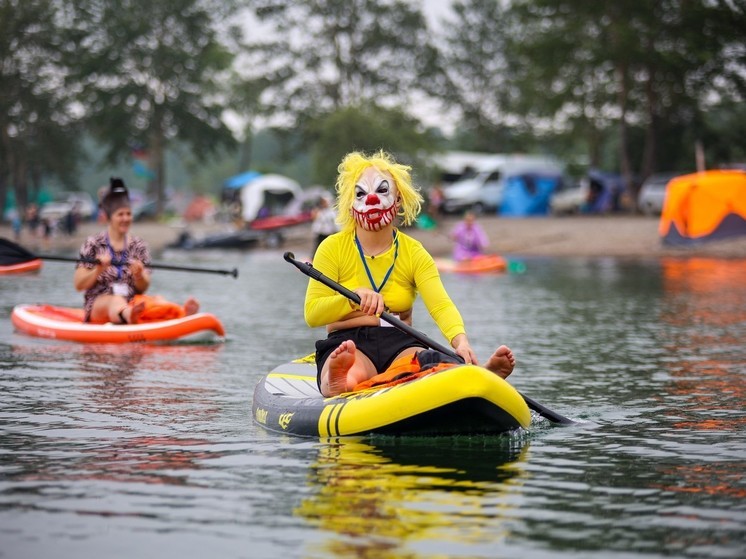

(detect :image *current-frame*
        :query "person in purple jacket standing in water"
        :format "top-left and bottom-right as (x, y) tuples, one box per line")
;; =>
(451, 211), (489, 261)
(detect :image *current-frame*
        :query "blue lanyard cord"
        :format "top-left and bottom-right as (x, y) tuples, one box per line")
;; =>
(105, 233), (128, 281)
(354, 231), (399, 293)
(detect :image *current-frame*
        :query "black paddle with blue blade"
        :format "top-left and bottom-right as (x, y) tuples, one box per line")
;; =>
(0, 237), (238, 278)
(284, 251), (574, 425)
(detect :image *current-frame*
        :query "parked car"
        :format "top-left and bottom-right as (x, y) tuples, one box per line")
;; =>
(133, 199), (158, 221)
(441, 155), (564, 214)
(551, 170), (630, 215)
(637, 173), (683, 215)
(39, 191), (96, 222)
(550, 179), (588, 215)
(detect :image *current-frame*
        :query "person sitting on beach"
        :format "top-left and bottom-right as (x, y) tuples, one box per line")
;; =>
(73, 177), (199, 324)
(451, 211), (489, 261)
(304, 150), (515, 397)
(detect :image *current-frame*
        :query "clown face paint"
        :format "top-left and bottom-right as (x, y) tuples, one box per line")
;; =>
(352, 167), (399, 231)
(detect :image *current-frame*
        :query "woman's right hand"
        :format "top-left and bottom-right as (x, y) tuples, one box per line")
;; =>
(354, 287), (385, 316)
(95, 250), (111, 273)
(73, 250), (110, 291)
(451, 333), (478, 365)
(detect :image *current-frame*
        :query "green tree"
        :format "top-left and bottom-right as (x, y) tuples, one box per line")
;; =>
(429, 0), (514, 152)
(226, 67), (288, 174)
(308, 105), (437, 187)
(65, 0), (239, 214)
(506, 0), (746, 204)
(246, 0), (440, 122)
(0, 0), (83, 218)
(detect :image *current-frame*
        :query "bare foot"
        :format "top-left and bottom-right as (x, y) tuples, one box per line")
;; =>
(128, 300), (146, 325)
(485, 345), (515, 379)
(183, 297), (199, 316)
(326, 340), (357, 396)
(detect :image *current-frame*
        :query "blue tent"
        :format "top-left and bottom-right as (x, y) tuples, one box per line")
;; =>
(585, 170), (625, 213)
(223, 170), (262, 190)
(500, 173), (562, 216)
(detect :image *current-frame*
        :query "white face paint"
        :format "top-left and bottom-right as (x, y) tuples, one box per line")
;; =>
(352, 167), (399, 231)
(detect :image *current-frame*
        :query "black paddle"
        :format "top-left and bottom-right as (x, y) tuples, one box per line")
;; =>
(0, 237), (238, 278)
(284, 251), (574, 425)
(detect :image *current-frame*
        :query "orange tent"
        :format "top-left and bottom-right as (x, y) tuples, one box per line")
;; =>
(659, 170), (746, 245)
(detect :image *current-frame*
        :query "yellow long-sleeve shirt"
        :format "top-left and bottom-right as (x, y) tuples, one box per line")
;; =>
(304, 229), (465, 343)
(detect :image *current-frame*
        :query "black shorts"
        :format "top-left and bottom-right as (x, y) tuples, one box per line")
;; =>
(315, 326), (427, 391)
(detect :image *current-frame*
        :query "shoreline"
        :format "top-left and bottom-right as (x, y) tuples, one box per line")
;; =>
(3, 214), (746, 260)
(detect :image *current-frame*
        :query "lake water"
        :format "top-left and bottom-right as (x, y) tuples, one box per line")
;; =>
(1, 248), (744, 558)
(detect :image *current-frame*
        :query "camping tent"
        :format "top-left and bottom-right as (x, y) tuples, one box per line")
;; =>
(584, 170), (625, 213)
(284, 186), (333, 215)
(500, 173), (563, 216)
(223, 170), (262, 190)
(222, 172), (302, 222)
(659, 170), (746, 245)
(240, 174), (301, 222)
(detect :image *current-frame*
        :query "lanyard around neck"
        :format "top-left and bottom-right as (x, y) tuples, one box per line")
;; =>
(354, 230), (399, 293)
(106, 233), (128, 280)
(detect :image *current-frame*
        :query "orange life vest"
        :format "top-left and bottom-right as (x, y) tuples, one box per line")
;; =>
(353, 352), (459, 391)
(130, 294), (186, 323)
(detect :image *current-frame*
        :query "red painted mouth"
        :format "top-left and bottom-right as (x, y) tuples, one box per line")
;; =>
(365, 209), (383, 223)
(353, 204), (397, 231)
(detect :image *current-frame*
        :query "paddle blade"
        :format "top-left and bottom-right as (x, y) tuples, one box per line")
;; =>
(520, 393), (575, 425)
(0, 237), (38, 265)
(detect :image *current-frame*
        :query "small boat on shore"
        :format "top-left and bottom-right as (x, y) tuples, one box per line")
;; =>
(168, 228), (263, 250)
(252, 355), (531, 437)
(0, 258), (43, 275)
(434, 254), (507, 274)
(11, 303), (225, 344)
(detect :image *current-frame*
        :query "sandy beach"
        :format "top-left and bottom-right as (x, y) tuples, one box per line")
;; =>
(3, 214), (746, 260)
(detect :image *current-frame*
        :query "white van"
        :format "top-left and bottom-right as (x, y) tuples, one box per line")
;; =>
(441, 154), (564, 214)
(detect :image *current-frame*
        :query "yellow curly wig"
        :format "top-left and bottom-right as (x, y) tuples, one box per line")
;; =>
(334, 150), (423, 232)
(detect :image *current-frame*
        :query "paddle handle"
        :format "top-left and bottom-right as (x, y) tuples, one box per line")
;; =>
(284, 251), (575, 425)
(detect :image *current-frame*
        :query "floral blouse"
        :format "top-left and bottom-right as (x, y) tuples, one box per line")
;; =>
(76, 231), (151, 321)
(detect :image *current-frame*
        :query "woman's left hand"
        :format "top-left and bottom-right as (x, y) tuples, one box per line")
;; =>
(129, 259), (145, 280)
(354, 287), (385, 317)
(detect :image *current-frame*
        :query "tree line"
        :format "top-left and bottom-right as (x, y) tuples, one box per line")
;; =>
(1, 0), (744, 218)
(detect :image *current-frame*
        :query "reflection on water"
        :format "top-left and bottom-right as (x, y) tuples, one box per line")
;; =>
(659, 258), (746, 433)
(75, 344), (224, 415)
(1, 252), (745, 558)
(2, 342), (226, 493)
(297, 435), (529, 558)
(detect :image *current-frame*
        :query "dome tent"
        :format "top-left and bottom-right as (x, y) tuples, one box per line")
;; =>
(222, 172), (302, 223)
(500, 172), (563, 216)
(659, 170), (746, 245)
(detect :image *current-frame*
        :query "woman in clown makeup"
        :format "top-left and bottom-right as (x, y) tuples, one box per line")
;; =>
(304, 151), (516, 397)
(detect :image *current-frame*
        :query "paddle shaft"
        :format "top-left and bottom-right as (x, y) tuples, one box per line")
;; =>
(0, 238), (238, 278)
(284, 251), (574, 425)
(284, 252), (456, 357)
(42, 253), (239, 278)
